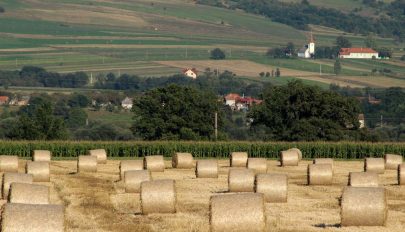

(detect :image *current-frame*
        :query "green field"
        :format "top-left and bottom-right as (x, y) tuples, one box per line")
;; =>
(0, 0), (404, 87)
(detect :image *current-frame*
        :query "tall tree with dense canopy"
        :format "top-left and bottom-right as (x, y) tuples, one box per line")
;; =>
(132, 85), (221, 140)
(249, 81), (362, 141)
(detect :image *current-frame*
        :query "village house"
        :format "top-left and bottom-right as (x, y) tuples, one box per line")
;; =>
(339, 48), (379, 59)
(224, 93), (262, 111)
(358, 114), (365, 129)
(0, 96), (9, 105)
(298, 32), (315, 59)
(182, 68), (198, 79)
(9, 96), (30, 106)
(121, 97), (133, 110)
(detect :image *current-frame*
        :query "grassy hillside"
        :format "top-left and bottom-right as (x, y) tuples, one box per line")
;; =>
(0, 0), (404, 88)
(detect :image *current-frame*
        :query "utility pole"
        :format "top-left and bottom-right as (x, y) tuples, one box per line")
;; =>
(320, 64), (322, 76)
(15, 58), (18, 68)
(214, 112), (218, 140)
(185, 47), (188, 59)
(380, 115), (383, 128)
(118, 69), (121, 77)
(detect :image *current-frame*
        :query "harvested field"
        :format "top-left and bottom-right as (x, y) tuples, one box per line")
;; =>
(156, 60), (318, 77)
(1, 159), (404, 231)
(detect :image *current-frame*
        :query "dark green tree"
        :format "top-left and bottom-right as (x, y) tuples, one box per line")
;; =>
(249, 81), (362, 141)
(132, 85), (221, 140)
(210, 48), (226, 60)
(66, 107), (88, 128)
(68, 93), (90, 108)
(335, 36), (352, 49)
(334, 59), (342, 75)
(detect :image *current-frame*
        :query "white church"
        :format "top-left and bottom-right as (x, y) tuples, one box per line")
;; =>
(298, 33), (315, 59)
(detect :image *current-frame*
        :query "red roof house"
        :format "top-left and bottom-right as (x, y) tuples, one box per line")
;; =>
(0, 96), (9, 105)
(339, 48), (379, 59)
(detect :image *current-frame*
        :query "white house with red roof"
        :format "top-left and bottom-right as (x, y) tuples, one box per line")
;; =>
(224, 93), (262, 111)
(182, 68), (198, 79)
(339, 48), (379, 59)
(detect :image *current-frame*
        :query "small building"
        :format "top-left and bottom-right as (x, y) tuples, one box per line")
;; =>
(17, 96), (30, 106)
(121, 97), (133, 110)
(0, 96), (9, 105)
(182, 68), (198, 79)
(298, 32), (315, 59)
(224, 93), (241, 109)
(358, 114), (365, 129)
(339, 48), (379, 59)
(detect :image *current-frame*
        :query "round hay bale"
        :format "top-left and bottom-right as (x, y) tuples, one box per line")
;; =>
(2, 173), (33, 200)
(88, 149), (107, 164)
(0, 155), (19, 172)
(26, 161), (50, 182)
(210, 193), (265, 232)
(172, 153), (193, 169)
(313, 158), (334, 170)
(307, 164), (333, 185)
(247, 158), (267, 174)
(2, 203), (64, 232)
(230, 152), (248, 167)
(398, 164), (405, 185)
(120, 160), (143, 180)
(348, 172), (379, 187)
(32, 150), (51, 162)
(144, 155), (165, 172)
(77, 155), (97, 173)
(288, 148), (302, 160)
(364, 158), (385, 174)
(255, 173), (288, 203)
(340, 187), (387, 226)
(280, 150), (299, 166)
(195, 160), (218, 178)
(384, 154), (403, 170)
(140, 179), (176, 214)
(124, 170), (151, 193)
(228, 168), (255, 192)
(9, 183), (49, 204)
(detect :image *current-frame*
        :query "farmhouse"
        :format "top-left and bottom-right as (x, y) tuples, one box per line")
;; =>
(182, 68), (198, 79)
(358, 114), (365, 129)
(0, 96), (9, 105)
(224, 93), (262, 111)
(339, 48), (379, 59)
(298, 33), (315, 59)
(121, 97), (133, 110)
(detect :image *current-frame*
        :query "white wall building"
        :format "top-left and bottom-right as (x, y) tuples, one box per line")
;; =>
(182, 68), (198, 79)
(298, 33), (315, 59)
(339, 48), (379, 59)
(121, 97), (133, 110)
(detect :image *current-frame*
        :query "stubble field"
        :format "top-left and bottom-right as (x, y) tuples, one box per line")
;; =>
(2, 159), (404, 232)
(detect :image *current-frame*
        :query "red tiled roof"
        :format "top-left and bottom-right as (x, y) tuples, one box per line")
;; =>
(224, 93), (241, 101)
(339, 48), (378, 55)
(182, 68), (198, 75)
(237, 97), (263, 105)
(0, 96), (9, 102)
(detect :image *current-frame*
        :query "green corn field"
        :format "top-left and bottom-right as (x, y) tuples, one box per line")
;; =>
(0, 141), (404, 159)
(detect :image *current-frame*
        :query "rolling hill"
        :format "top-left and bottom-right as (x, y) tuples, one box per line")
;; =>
(0, 0), (404, 88)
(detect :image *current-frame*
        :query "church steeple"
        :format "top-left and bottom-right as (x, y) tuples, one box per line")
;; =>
(309, 31), (315, 43)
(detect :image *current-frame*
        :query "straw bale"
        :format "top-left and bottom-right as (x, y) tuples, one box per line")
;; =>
(124, 170), (151, 193)
(88, 149), (107, 164)
(195, 160), (218, 178)
(140, 179), (176, 214)
(228, 168), (255, 192)
(0, 155), (18, 172)
(384, 154), (403, 170)
(9, 183), (49, 204)
(255, 173), (287, 203)
(288, 148), (302, 160)
(247, 158), (267, 174)
(307, 164), (333, 185)
(2, 173), (33, 200)
(348, 172), (379, 187)
(32, 150), (51, 162)
(398, 164), (405, 185)
(280, 150), (299, 166)
(230, 152), (248, 167)
(313, 158), (334, 170)
(340, 187), (387, 226)
(120, 160), (143, 180)
(2, 203), (64, 232)
(144, 155), (165, 172)
(26, 161), (50, 182)
(172, 153), (193, 169)
(77, 155), (97, 173)
(210, 193), (265, 232)
(364, 158), (385, 174)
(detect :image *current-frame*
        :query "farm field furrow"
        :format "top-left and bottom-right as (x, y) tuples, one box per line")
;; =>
(2, 159), (403, 231)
